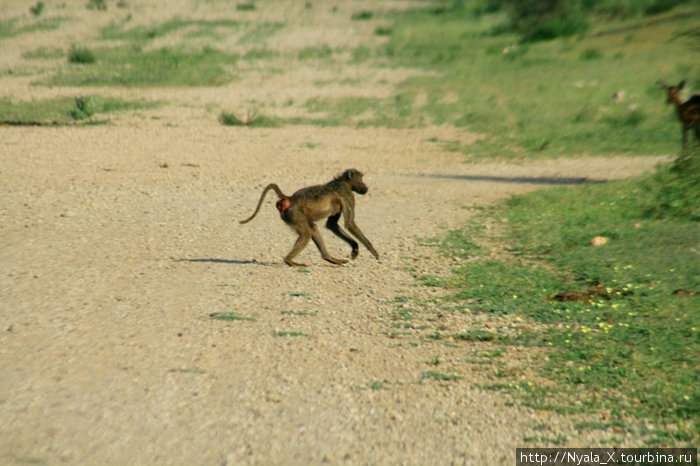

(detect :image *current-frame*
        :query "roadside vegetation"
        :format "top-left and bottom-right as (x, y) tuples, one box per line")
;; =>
(429, 154), (698, 444)
(381, 0), (699, 159)
(0, 95), (159, 125)
(41, 17), (285, 88)
(384, 0), (698, 446)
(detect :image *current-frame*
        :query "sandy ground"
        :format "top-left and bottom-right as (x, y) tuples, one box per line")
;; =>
(0, 1), (669, 464)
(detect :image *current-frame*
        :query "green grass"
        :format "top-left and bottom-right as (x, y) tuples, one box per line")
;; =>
(369, 380), (386, 390)
(420, 370), (463, 381)
(280, 310), (317, 317)
(87, 0), (108, 11)
(44, 45), (238, 87)
(0, 16), (67, 39)
(301, 94), (423, 128)
(298, 45), (335, 61)
(0, 95), (159, 124)
(209, 312), (257, 322)
(453, 329), (496, 342)
(379, 3), (700, 159)
(23, 47), (64, 60)
(30, 2), (45, 17)
(271, 3), (698, 158)
(99, 17), (283, 47)
(435, 157), (699, 444)
(273, 330), (310, 337)
(68, 46), (96, 64)
(236, 3), (256, 12)
(99, 18), (243, 43)
(351, 11), (374, 21)
(33, 18), (285, 88)
(243, 48), (280, 61)
(238, 22), (285, 45)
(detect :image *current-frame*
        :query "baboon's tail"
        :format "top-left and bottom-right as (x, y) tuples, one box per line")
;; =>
(239, 183), (287, 224)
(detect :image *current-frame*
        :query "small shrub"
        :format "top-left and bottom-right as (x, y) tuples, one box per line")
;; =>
(220, 112), (246, 126)
(604, 108), (645, 128)
(580, 47), (602, 60)
(421, 370), (462, 381)
(30, 2), (45, 16)
(69, 96), (95, 120)
(642, 151), (700, 220)
(209, 312), (257, 321)
(453, 330), (496, 342)
(23, 47), (64, 60)
(87, 0), (108, 11)
(351, 11), (373, 20)
(369, 380), (385, 390)
(298, 45), (333, 60)
(498, 0), (589, 42)
(645, 0), (687, 15)
(219, 110), (281, 128)
(68, 46), (96, 64)
(524, 14), (588, 42)
(236, 3), (255, 11)
(374, 26), (393, 36)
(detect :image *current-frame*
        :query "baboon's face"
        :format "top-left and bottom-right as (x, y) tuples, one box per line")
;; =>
(348, 170), (368, 195)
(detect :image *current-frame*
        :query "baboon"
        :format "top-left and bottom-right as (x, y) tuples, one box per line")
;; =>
(657, 80), (700, 147)
(240, 169), (379, 267)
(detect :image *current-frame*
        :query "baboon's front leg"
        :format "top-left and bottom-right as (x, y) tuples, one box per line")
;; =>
(347, 222), (379, 260)
(342, 209), (379, 260)
(326, 213), (359, 259)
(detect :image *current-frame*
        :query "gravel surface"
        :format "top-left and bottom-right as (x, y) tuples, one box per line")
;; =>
(0, 1), (668, 464)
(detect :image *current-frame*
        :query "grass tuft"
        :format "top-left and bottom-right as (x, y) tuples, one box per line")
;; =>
(48, 45), (238, 87)
(69, 96), (95, 120)
(30, 2), (45, 17)
(421, 370), (462, 381)
(273, 330), (309, 337)
(351, 11), (374, 21)
(209, 312), (257, 322)
(0, 95), (159, 125)
(453, 330), (496, 342)
(219, 110), (281, 128)
(68, 46), (96, 64)
(87, 0), (108, 11)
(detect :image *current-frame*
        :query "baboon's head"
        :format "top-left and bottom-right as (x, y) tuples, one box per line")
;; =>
(341, 168), (369, 195)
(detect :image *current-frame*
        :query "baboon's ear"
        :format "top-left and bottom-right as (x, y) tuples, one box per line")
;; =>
(678, 80), (686, 90)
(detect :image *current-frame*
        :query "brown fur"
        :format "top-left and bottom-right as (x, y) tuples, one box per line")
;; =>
(658, 80), (700, 147)
(240, 169), (379, 266)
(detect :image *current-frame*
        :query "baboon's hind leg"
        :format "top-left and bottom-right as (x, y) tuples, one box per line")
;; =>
(326, 213), (359, 259)
(311, 224), (348, 265)
(284, 230), (311, 267)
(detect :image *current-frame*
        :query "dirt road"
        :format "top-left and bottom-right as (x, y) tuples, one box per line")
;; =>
(0, 1), (667, 464)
